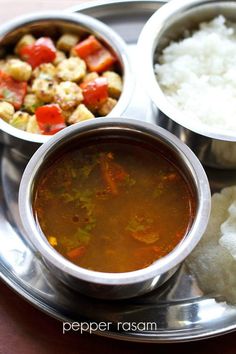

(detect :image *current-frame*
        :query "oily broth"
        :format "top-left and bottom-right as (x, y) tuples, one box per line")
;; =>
(33, 140), (196, 273)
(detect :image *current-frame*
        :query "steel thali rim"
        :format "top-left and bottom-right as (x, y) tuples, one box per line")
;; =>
(1, 0), (236, 343)
(1, 263), (236, 343)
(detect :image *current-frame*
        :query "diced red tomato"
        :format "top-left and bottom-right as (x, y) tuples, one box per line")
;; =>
(74, 35), (116, 73)
(19, 37), (56, 68)
(74, 35), (102, 59)
(35, 104), (66, 135)
(0, 71), (27, 109)
(100, 154), (118, 195)
(110, 162), (128, 182)
(99, 153), (128, 195)
(81, 77), (108, 107)
(67, 246), (86, 260)
(86, 48), (116, 73)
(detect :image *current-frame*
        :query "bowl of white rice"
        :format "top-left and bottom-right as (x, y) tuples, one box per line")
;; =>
(138, 0), (236, 169)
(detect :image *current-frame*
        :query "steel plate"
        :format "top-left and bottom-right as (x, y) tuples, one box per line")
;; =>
(1, 0), (236, 343)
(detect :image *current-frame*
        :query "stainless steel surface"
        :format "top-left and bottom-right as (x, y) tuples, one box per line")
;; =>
(18, 117), (210, 300)
(0, 0), (236, 342)
(138, 0), (236, 169)
(0, 11), (132, 157)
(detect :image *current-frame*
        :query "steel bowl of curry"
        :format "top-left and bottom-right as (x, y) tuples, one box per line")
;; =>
(19, 117), (211, 300)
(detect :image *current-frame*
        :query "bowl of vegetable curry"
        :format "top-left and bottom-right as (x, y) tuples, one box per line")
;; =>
(0, 12), (132, 157)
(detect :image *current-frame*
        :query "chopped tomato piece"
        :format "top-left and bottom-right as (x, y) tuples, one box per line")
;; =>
(74, 35), (102, 58)
(100, 154), (118, 195)
(100, 153), (128, 195)
(74, 35), (116, 73)
(111, 162), (128, 182)
(67, 246), (86, 260)
(131, 231), (159, 244)
(0, 71), (27, 109)
(81, 77), (108, 108)
(35, 104), (66, 135)
(86, 48), (116, 73)
(19, 37), (56, 68)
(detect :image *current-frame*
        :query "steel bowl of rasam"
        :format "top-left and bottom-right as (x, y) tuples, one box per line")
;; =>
(19, 117), (211, 299)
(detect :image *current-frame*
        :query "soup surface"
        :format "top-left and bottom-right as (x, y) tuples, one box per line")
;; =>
(34, 140), (196, 273)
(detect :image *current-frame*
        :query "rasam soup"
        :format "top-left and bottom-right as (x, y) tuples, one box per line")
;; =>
(33, 139), (196, 273)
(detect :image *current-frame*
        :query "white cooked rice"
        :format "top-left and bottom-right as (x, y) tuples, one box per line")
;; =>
(155, 16), (236, 132)
(186, 186), (236, 303)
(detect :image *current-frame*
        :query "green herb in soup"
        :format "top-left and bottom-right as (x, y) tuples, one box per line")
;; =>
(33, 141), (196, 273)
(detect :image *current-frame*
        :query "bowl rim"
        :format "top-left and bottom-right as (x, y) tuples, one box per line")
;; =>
(18, 117), (211, 286)
(0, 11), (133, 144)
(137, 0), (236, 142)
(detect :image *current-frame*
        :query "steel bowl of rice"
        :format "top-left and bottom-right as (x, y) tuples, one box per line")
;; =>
(138, 0), (236, 169)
